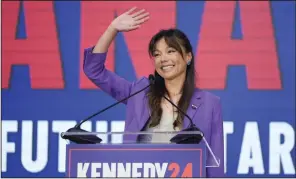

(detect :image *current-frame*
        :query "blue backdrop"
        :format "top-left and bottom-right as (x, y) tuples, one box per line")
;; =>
(2, 1), (295, 178)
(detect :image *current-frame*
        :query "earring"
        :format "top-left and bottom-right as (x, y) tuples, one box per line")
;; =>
(187, 60), (191, 65)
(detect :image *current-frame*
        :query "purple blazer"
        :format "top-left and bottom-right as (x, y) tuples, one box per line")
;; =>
(83, 47), (225, 177)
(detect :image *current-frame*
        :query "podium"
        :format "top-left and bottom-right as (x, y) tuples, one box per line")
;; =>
(63, 131), (220, 178)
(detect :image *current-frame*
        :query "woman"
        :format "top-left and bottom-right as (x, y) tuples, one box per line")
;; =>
(83, 7), (224, 177)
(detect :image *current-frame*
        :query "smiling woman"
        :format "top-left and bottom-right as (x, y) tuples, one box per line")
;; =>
(146, 29), (195, 134)
(83, 7), (225, 177)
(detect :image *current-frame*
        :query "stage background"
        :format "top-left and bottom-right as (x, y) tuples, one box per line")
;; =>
(1, 1), (295, 178)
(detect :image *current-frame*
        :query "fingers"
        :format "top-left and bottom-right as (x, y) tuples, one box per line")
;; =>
(123, 6), (150, 30)
(125, 7), (149, 20)
(133, 12), (149, 21)
(131, 9), (146, 18)
(134, 16), (150, 26)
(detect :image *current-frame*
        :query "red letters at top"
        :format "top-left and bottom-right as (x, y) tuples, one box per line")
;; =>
(2, 2), (281, 90)
(2, 2), (64, 89)
(196, 2), (282, 89)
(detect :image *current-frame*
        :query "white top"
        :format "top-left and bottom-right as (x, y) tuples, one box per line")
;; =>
(143, 98), (181, 143)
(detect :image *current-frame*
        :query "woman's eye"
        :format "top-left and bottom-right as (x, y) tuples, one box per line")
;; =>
(168, 50), (175, 53)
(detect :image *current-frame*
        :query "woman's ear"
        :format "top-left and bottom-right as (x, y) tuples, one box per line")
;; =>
(186, 52), (192, 64)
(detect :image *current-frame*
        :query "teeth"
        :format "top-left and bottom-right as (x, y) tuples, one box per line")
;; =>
(162, 65), (174, 70)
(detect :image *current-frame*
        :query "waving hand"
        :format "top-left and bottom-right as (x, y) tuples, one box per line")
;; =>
(111, 7), (150, 32)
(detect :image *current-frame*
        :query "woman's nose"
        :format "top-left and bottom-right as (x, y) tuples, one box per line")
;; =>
(160, 54), (169, 63)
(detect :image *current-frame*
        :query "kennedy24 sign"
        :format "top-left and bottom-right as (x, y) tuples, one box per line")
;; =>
(2, 1), (281, 90)
(67, 144), (205, 178)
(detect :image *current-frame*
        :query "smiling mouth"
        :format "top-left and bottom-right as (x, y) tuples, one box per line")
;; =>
(161, 65), (175, 71)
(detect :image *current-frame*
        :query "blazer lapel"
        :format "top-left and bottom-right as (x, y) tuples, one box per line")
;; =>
(182, 89), (204, 129)
(138, 89), (204, 131)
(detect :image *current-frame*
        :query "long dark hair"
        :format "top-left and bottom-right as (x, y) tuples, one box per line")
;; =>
(147, 29), (196, 129)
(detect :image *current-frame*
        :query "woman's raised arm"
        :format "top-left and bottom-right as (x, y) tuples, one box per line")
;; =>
(83, 7), (150, 102)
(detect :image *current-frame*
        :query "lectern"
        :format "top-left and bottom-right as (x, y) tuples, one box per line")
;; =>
(64, 131), (220, 178)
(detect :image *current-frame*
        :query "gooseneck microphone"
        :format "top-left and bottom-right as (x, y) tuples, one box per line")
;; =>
(61, 75), (155, 144)
(162, 95), (195, 127)
(162, 95), (204, 144)
(148, 74), (204, 144)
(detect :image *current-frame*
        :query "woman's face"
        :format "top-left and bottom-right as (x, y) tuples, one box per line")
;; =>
(152, 38), (191, 81)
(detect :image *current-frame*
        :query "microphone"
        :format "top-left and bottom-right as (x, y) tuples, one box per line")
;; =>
(162, 93), (204, 144)
(61, 74), (155, 144)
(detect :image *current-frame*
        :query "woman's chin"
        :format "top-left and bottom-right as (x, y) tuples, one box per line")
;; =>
(160, 73), (178, 81)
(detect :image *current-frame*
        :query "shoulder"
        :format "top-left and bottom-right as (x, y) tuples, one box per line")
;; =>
(129, 76), (150, 92)
(193, 88), (222, 110)
(193, 88), (220, 102)
(132, 76), (150, 86)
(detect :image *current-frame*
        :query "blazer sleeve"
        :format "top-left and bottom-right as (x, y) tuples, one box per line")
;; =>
(83, 47), (134, 104)
(207, 98), (225, 177)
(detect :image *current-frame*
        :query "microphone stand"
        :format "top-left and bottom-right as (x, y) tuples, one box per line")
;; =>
(162, 95), (204, 144)
(61, 75), (155, 144)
